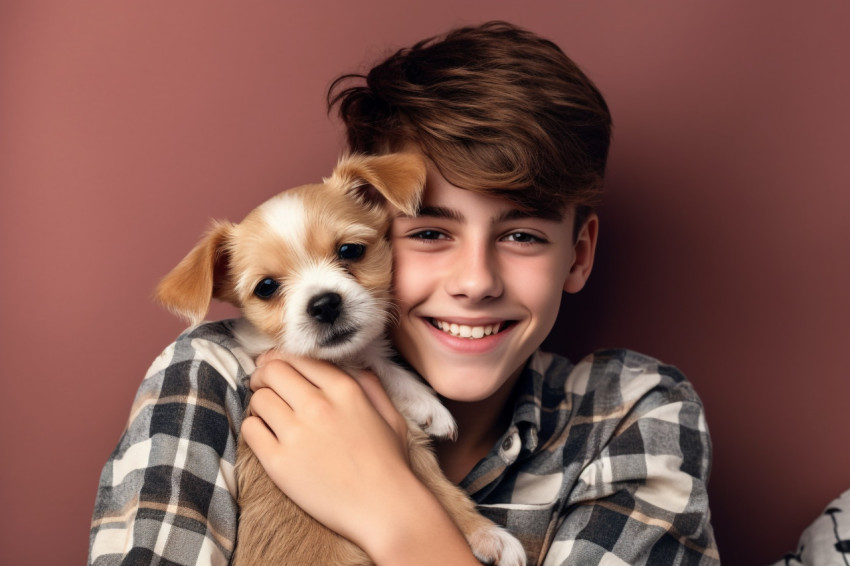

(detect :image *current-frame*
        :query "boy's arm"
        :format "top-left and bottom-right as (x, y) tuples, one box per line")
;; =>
(243, 353), (485, 566)
(88, 326), (249, 566)
(545, 380), (719, 565)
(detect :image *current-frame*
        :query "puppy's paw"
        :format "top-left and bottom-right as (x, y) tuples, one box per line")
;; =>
(468, 525), (526, 566)
(419, 399), (457, 440)
(395, 392), (457, 439)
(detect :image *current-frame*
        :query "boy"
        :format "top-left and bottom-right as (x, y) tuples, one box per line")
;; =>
(89, 21), (718, 565)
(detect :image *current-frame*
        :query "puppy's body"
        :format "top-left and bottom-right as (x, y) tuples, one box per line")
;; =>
(156, 154), (526, 566)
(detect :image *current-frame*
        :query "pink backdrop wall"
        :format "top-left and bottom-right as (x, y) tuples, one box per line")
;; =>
(2, 2), (848, 564)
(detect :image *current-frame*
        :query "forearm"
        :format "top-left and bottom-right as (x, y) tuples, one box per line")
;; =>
(362, 470), (482, 566)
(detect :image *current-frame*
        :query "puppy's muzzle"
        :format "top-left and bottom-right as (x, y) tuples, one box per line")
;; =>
(308, 292), (360, 348)
(308, 292), (342, 324)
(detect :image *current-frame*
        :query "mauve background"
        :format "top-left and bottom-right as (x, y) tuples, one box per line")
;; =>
(1, 1), (848, 564)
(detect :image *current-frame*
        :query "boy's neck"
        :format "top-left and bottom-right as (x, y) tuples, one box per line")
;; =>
(434, 377), (520, 484)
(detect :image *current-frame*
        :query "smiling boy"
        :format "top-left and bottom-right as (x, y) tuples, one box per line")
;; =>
(89, 21), (718, 566)
(388, 163), (597, 486)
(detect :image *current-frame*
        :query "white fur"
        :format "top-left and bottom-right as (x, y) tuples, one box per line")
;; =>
(260, 191), (309, 245)
(280, 259), (386, 360)
(231, 319), (277, 357)
(469, 525), (528, 566)
(365, 345), (456, 439)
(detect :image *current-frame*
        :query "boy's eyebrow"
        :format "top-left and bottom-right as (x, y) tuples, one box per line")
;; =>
(409, 205), (464, 221)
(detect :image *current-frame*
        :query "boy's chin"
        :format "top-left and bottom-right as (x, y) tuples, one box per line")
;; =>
(426, 364), (523, 404)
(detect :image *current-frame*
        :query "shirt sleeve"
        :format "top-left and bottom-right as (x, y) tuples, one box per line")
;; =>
(543, 362), (719, 565)
(88, 323), (253, 566)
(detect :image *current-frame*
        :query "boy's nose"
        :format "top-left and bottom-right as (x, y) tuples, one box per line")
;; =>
(446, 244), (503, 301)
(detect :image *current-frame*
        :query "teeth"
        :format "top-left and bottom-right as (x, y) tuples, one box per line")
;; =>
(433, 319), (501, 339)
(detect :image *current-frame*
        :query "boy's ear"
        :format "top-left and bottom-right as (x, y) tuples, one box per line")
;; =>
(154, 221), (235, 325)
(333, 153), (427, 216)
(563, 212), (599, 294)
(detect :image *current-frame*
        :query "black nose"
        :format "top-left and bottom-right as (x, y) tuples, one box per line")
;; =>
(307, 292), (342, 324)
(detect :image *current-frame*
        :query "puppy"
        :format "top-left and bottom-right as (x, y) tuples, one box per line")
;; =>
(155, 153), (526, 566)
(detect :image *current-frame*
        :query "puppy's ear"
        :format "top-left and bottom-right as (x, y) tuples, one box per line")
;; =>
(334, 153), (426, 216)
(155, 221), (235, 325)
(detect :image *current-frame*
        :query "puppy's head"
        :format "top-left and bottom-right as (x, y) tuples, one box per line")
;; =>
(155, 152), (426, 360)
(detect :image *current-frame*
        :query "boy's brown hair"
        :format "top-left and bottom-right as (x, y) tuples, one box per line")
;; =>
(328, 21), (612, 228)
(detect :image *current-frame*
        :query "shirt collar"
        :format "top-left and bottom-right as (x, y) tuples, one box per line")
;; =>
(510, 350), (577, 455)
(509, 350), (548, 454)
(461, 350), (570, 497)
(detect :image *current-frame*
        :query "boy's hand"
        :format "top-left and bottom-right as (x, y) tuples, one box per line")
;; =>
(241, 351), (414, 550)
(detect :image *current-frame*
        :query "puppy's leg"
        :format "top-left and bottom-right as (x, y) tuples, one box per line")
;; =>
(369, 355), (457, 439)
(406, 428), (527, 566)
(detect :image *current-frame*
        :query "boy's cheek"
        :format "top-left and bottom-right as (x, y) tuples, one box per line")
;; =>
(392, 256), (441, 296)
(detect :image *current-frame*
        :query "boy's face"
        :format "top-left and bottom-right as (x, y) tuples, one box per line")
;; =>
(389, 164), (597, 403)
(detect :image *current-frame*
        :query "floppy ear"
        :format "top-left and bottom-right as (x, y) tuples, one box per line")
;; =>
(333, 153), (427, 216)
(154, 221), (235, 325)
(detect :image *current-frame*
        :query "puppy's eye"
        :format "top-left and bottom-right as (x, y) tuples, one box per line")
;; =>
(338, 243), (365, 261)
(253, 278), (280, 299)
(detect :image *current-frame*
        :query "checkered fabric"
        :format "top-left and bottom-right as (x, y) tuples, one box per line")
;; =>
(88, 321), (718, 565)
(463, 349), (719, 565)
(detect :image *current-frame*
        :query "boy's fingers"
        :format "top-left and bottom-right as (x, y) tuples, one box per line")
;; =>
(255, 349), (288, 367)
(351, 370), (408, 438)
(255, 352), (348, 391)
(250, 359), (330, 420)
(241, 414), (279, 452)
(252, 354), (404, 436)
(247, 386), (293, 433)
(251, 358), (306, 393)
(351, 370), (391, 412)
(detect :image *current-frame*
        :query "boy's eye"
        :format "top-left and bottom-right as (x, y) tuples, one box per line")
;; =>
(503, 232), (544, 244)
(338, 243), (366, 261)
(253, 278), (280, 299)
(409, 229), (447, 240)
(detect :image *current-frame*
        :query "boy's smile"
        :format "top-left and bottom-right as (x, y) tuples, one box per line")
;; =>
(390, 163), (597, 404)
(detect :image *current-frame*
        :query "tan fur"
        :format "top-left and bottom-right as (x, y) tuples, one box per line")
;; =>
(154, 220), (236, 324)
(156, 153), (525, 565)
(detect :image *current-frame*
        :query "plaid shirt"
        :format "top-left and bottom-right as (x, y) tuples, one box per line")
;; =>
(89, 320), (719, 565)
